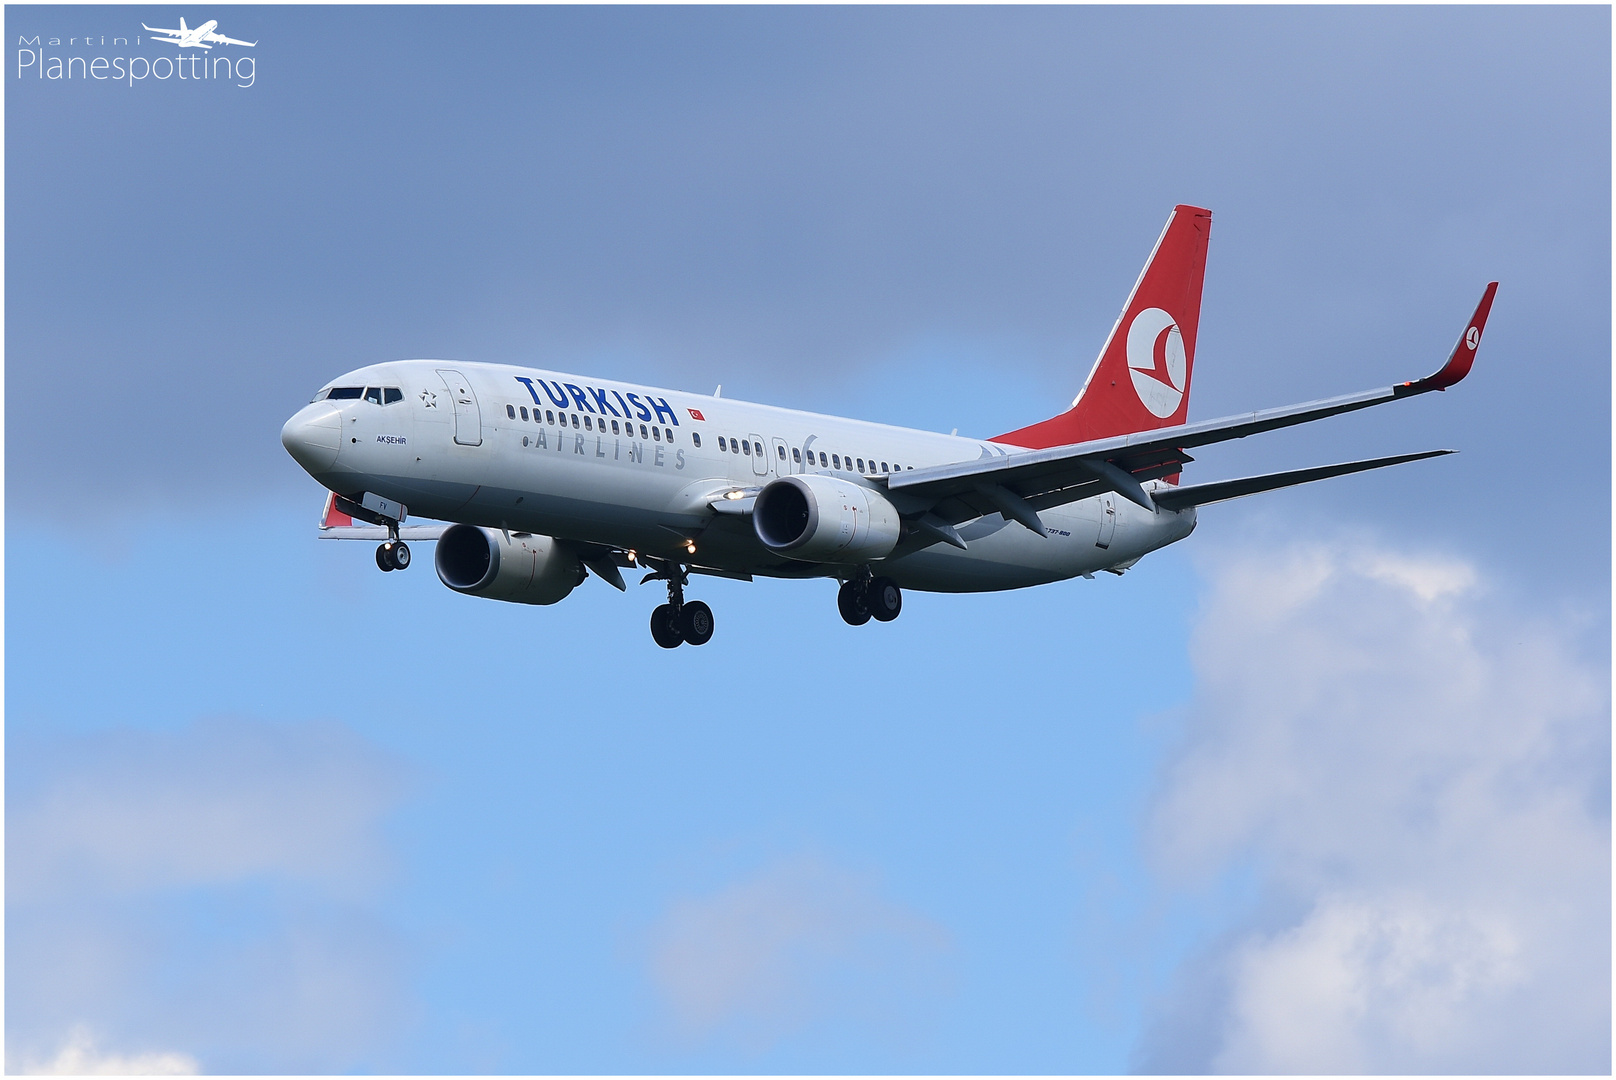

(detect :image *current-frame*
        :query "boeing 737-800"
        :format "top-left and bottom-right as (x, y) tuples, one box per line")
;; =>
(281, 206), (1495, 648)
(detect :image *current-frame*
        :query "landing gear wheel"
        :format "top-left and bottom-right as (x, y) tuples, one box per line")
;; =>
(837, 580), (871, 626)
(376, 543), (396, 572)
(650, 603), (684, 649)
(866, 577), (902, 622)
(678, 601), (715, 646)
(390, 541), (411, 570)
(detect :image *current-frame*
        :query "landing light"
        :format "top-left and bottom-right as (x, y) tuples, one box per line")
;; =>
(723, 490), (743, 500)
(685, 541), (697, 554)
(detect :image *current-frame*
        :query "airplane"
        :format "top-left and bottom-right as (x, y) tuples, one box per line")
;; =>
(141, 17), (256, 49)
(281, 205), (1496, 648)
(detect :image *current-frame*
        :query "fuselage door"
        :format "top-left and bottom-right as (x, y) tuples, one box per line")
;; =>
(436, 369), (482, 446)
(771, 437), (790, 475)
(749, 433), (769, 477)
(1096, 493), (1117, 549)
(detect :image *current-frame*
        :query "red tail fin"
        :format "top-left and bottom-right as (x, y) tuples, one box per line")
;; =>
(996, 204), (1212, 448)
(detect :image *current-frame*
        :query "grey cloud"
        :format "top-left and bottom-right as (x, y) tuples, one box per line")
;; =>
(1134, 539), (1610, 1073)
(6, 8), (1608, 597)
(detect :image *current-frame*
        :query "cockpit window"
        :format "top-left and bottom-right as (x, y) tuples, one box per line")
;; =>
(365, 387), (384, 405)
(326, 387), (364, 400)
(384, 387), (403, 404)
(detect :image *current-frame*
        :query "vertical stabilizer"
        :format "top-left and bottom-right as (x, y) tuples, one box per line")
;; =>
(997, 205), (1212, 448)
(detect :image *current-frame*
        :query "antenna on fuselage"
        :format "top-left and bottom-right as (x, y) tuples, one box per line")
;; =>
(714, 384), (722, 398)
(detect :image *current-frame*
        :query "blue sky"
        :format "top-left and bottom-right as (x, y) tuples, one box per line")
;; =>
(6, 6), (1609, 1074)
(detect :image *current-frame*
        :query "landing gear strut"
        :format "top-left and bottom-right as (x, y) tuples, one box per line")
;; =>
(838, 573), (901, 626)
(644, 563), (715, 648)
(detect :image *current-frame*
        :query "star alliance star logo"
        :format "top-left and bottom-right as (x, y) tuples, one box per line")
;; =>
(420, 390), (438, 408)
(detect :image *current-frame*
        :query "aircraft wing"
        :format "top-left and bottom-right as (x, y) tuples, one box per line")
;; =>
(883, 282), (1496, 534)
(1148, 450), (1454, 511)
(204, 31), (256, 47)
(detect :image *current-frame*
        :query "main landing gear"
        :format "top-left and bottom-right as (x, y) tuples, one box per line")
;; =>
(837, 573), (902, 626)
(644, 563), (714, 649)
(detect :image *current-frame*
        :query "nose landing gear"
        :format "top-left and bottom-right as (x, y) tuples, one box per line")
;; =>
(643, 563), (715, 648)
(376, 533), (411, 572)
(838, 573), (901, 626)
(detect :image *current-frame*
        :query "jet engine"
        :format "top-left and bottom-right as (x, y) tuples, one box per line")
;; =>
(434, 525), (586, 605)
(753, 474), (901, 563)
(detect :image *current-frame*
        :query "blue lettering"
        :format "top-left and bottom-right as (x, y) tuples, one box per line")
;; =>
(539, 380), (570, 408)
(611, 390), (634, 418)
(650, 397), (679, 426)
(627, 393), (652, 422)
(588, 387), (620, 417)
(564, 383), (596, 413)
(513, 376), (543, 404)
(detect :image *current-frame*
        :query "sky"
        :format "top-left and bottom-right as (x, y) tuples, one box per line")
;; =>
(5, 5), (1610, 1074)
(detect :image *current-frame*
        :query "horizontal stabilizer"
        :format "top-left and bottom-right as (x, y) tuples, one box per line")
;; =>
(1150, 450), (1454, 511)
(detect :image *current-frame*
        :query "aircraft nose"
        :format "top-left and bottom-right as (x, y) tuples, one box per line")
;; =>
(281, 403), (343, 475)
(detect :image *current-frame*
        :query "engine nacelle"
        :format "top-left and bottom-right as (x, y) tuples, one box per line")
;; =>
(434, 525), (586, 605)
(753, 474), (901, 563)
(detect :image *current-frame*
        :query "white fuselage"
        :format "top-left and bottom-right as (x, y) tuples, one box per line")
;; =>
(283, 359), (1196, 592)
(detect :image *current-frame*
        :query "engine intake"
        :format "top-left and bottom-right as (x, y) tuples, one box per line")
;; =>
(434, 525), (586, 605)
(753, 474), (901, 563)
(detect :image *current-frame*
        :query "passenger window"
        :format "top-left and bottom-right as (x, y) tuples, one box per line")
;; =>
(792, 448), (801, 463)
(857, 458), (865, 471)
(365, 387), (384, 405)
(819, 452), (828, 466)
(754, 443), (761, 456)
(652, 426), (661, 441)
(693, 432), (702, 448)
(741, 441), (750, 455)
(732, 439), (740, 454)
(777, 445), (786, 459)
(667, 428), (675, 442)
(520, 406), (529, 421)
(636, 424), (645, 438)
(546, 411), (555, 425)
(506, 404), (516, 419)
(572, 415), (580, 428)
(832, 454), (840, 468)
(881, 462), (889, 472)
(327, 387), (363, 399)
(611, 420), (620, 434)
(717, 436), (726, 451)
(384, 387), (403, 404)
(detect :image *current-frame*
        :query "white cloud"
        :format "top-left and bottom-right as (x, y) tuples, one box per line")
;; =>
(7, 717), (416, 1072)
(14, 1025), (198, 1075)
(647, 854), (951, 1050)
(9, 716), (408, 903)
(1138, 540), (1610, 1073)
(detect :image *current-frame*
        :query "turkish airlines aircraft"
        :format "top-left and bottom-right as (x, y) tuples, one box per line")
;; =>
(282, 206), (1496, 648)
(141, 18), (256, 49)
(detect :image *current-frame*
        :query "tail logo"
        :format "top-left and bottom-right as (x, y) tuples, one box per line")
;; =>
(1465, 325), (1481, 350)
(1125, 307), (1188, 418)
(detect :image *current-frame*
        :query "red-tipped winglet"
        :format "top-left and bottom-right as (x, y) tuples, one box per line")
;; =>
(1400, 281), (1498, 394)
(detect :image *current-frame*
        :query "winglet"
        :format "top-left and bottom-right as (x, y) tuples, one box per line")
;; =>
(1401, 282), (1498, 395)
